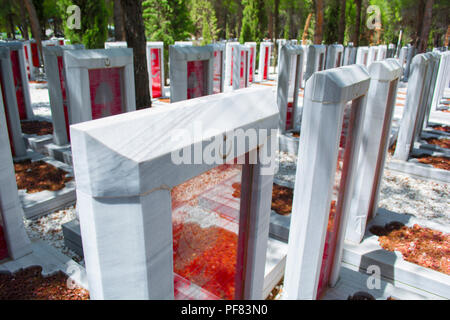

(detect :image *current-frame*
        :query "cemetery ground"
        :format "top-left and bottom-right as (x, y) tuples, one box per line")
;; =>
(1, 77), (448, 300)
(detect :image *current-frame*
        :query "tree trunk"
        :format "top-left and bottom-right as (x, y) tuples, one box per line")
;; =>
(353, 0), (362, 46)
(273, 0), (280, 66)
(338, 0), (346, 44)
(114, 0), (126, 41)
(18, 0), (30, 40)
(417, 0), (434, 53)
(302, 13), (312, 44)
(414, 0), (426, 47)
(23, 0), (43, 64)
(121, 0), (151, 109)
(314, 0), (324, 44)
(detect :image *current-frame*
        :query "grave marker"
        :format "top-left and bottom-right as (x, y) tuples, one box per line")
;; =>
(64, 49), (136, 125)
(0, 47), (28, 158)
(304, 45), (327, 82)
(0, 85), (32, 261)
(232, 45), (250, 90)
(346, 59), (402, 244)
(355, 46), (369, 66)
(326, 44), (344, 69)
(147, 42), (165, 98)
(104, 41), (127, 49)
(284, 65), (370, 300)
(70, 87), (278, 300)
(245, 42), (257, 83)
(169, 45), (215, 102)
(277, 45), (305, 133)
(43, 45), (85, 146)
(431, 51), (450, 111)
(258, 42), (273, 82)
(378, 45), (387, 60)
(343, 45), (357, 66)
(0, 42), (33, 120)
(403, 46), (416, 81)
(225, 41), (240, 87)
(367, 46), (379, 66)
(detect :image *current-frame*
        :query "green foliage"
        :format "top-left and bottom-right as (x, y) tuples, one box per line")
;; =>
(189, 0), (219, 44)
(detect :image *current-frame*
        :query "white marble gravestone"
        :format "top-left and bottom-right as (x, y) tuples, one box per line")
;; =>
(232, 45), (251, 90)
(70, 87), (278, 300)
(0, 85), (32, 260)
(27, 39), (41, 79)
(367, 46), (380, 66)
(355, 46), (369, 66)
(0, 47), (28, 158)
(346, 59), (402, 244)
(245, 42), (257, 83)
(394, 54), (431, 161)
(225, 41), (240, 87)
(403, 46), (416, 81)
(169, 45), (215, 102)
(258, 42), (273, 82)
(304, 45), (327, 83)
(0, 42), (33, 120)
(208, 43), (225, 94)
(326, 44), (344, 69)
(43, 45), (85, 146)
(398, 46), (408, 68)
(146, 42), (165, 99)
(343, 45), (357, 66)
(431, 51), (450, 111)
(378, 45), (387, 61)
(276, 39), (287, 73)
(284, 65), (370, 300)
(64, 48), (136, 125)
(104, 41), (128, 49)
(277, 45), (305, 133)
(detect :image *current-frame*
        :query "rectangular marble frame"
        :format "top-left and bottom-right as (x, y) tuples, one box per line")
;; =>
(304, 45), (327, 83)
(22, 40), (38, 81)
(394, 54), (431, 161)
(225, 41), (240, 87)
(0, 86), (32, 260)
(277, 45), (305, 133)
(403, 46), (416, 81)
(367, 46), (380, 66)
(276, 39), (287, 73)
(258, 42), (273, 82)
(70, 87), (279, 300)
(343, 46), (357, 66)
(284, 65), (370, 300)
(146, 42), (165, 99)
(355, 46), (369, 67)
(0, 47), (28, 158)
(0, 42), (34, 120)
(378, 45), (387, 61)
(169, 45), (215, 103)
(418, 52), (441, 130)
(245, 42), (257, 83)
(64, 48), (136, 125)
(431, 51), (450, 111)
(232, 45), (251, 90)
(346, 59), (402, 244)
(43, 45), (85, 146)
(104, 42), (128, 49)
(326, 44), (344, 69)
(208, 43), (225, 93)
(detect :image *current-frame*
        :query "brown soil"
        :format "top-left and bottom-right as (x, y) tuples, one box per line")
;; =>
(0, 266), (89, 300)
(431, 125), (450, 133)
(370, 222), (450, 275)
(414, 155), (450, 171)
(291, 132), (300, 138)
(21, 120), (53, 136)
(271, 184), (293, 216)
(159, 98), (171, 103)
(425, 138), (450, 149)
(14, 160), (73, 194)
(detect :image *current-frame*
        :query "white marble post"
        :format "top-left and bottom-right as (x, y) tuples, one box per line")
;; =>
(276, 39), (287, 73)
(232, 45), (251, 91)
(0, 47), (28, 158)
(169, 45), (215, 102)
(277, 45), (305, 133)
(304, 45), (327, 83)
(326, 44), (344, 69)
(378, 45), (387, 61)
(394, 54), (431, 161)
(245, 42), (257, 83)
(343, 45), (357, 66)
(258, 42), (273, 82)
(346, 59), (402, 244)
(0, 86), (32, 260)
(43, 45), (85, 146)
(70, 87), (278, 300)
(403, 46), (416, 81)
(174, 41), (194, 46)
(284, 65), (370, 300)
(104, 42), (128, 49)
(0, 42), (33, 120)
(419, 52), (441, 130)
(64, 48), (136, 125)
(208, 43), (225, 93)
(28, 39), (41, 79)
(431, 51), (450, 111)
(355, 46), (369, 66)
(146, 42), (165, 99)
(225, 41), (240, 87)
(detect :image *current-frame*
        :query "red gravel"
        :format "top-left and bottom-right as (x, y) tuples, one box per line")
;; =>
(425, 138), (450, 149)
(414, 155), (450, 171)
(21, 120), (53, 136)
(0, 266), (89, 300)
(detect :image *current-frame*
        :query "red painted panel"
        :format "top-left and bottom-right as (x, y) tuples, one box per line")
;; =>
(10, 50), (27, 120)
(23, 46), (31, 80)
(88, 68), (124, 120)
(263, 47), (269, 80)
(239, 51), (247, 89)
(213, 51), (222, 94)
(187, 60), (207, 100)
(286, 102), (293, 129)
(249, 47), (254, 83)
(59, 40), (65, 46)
(57, 56), (70, 141)
(30, 42), (40, 67)
(150, 48), (162, 98)
(230, 47), (234, 85)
